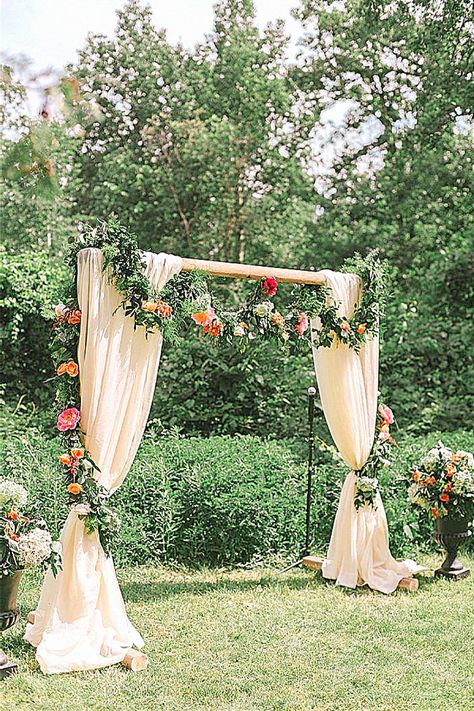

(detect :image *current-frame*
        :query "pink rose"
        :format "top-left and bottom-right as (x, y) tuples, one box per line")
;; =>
(57, 407), (81, 432)
(296, 312), (309, 335)
(262, 276), (278, 297)
(378, 404), (394, 425)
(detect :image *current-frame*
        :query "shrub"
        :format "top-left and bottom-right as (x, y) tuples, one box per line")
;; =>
(1, 421), (472, 567)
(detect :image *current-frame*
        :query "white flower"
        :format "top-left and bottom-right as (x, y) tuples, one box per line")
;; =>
(421, 442), (452, 472)
(233, 325), (246, 337)
(456, 450), (474, 469)
(282, 331), (290, 341)
(408, 483), (430, 510)
(451, 470), (474, 497)
(17, 528), (52, 568)
(356, 476), (378, 494)
(73, 503), (91, 516)
(53, 303), (68, 319)
(254, 301), (274, 318)
(0, 480), (28, 511)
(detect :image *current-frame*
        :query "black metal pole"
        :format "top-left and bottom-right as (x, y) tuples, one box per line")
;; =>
(278, 386), (316, 573)
(303, 386), (316, 556)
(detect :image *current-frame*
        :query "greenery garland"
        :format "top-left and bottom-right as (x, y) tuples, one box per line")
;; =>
(50, 220), (390, 553)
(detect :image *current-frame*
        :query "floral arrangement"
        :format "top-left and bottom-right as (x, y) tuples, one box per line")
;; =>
(0, 480), (61, 577)
(50, 303), (120, 556)
(408, 442), (474, 520)
(49, 219), (389, 549)
(353, 403), (397, 509)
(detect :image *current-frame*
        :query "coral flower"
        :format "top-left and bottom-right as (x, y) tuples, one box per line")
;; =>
(204, 319), (223, 337)
(156, 300), (172, 318)
(439, 493), (450, 503)
(192, 307), (216, 328)
(71, 448), (85, 459)
(412, 471), (421, 483)
(431, 507), (441, 518)
(445, 462), (456, 477)
(57, 360), (79, 377)
(57, 408), (81, 432)
(272, 311), (285, 326)
(262, 276), (278, 297)
(357, 323), (367, 334)
(7, 511), (20, 520)
(141, 301), (157, 312)
(68, 310), (81, 325)
(59, 453), (72, 466)
(67, 482), (83, 495)
(295, 312), (309, 335)
(340, 320), (351, 332)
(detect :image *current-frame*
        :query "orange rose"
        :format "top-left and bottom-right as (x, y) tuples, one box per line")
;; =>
(58, 360), (79, 377)
(141, 301), (157, 312)
(7, 511), (20, 520)
(439, 493), (449, 503)
(272, 312), (285, 326)
(357, 323), (367, 335)
(71, 448), (84, 459)
(59, 453), (72, 466)
(68, 310), (81, 325)
(412, 470), (421, 483)
(67, 482), (83, 495)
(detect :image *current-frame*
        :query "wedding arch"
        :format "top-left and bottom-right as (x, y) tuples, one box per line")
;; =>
(25, 222), (419, 674)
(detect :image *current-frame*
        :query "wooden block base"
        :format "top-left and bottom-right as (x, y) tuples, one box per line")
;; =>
(301, 558), (419, 591)
(26, 611), (148, 671)
(0, 660), (17, 679)
(302, 556), (323, 571)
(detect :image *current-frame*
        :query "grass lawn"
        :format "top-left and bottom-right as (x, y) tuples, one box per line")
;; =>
(1, 558), (473, 711)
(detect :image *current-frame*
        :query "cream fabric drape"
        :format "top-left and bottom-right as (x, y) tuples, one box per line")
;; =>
(25, 247), (182, 673)
(311, 270), (418, 594)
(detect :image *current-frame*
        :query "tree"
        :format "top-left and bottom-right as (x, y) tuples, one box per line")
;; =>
(71, 0), (315, 264)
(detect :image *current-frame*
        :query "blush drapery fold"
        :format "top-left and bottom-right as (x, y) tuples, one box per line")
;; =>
(311, 270), (419, 594)
(25, 247), (182, 673)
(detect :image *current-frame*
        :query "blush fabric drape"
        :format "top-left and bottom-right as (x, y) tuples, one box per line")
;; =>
(311, 270), (418, 594)
(25, 247), (182, 673)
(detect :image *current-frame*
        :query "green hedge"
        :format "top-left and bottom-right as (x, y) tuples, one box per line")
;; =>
(1, 422), (473, 567)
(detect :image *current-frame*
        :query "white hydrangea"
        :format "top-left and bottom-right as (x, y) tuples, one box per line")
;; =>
(420, 442), (452, 472)
(17, 528), (52, 568)
(451, 470), (474, 497)
(408, 483), (430, 510)
(254, 301), (274, 318)
(356, 476), (378, 494)
(0, 480), (28, 511)
(456, 450), (474, 469)
(73, 503), (91, 516)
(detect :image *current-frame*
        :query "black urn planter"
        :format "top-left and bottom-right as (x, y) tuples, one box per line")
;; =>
(0, 570), (23, 678)
(434, 517), (471, 580)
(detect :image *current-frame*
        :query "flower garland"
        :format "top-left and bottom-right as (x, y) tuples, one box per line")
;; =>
(50, 220), (389, 548)
(353, 404), (397, 510)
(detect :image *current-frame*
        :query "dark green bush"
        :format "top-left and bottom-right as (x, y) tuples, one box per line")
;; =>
(1, 420), (473, 567)
(0, 250), (66, 419)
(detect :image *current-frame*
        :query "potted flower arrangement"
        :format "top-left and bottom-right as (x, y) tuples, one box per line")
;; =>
(407, 442), (474, 579)
(0, 479), (61, 677)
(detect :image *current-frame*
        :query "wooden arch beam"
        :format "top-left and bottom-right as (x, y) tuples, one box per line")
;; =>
(180, 257), (326, 285)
